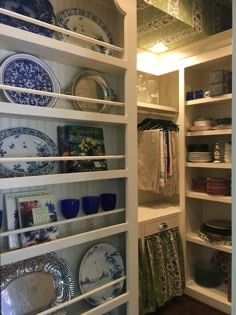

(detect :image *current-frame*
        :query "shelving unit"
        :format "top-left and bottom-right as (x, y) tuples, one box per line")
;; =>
(0, 1), (138, 314)
(182, 41), (232, 314)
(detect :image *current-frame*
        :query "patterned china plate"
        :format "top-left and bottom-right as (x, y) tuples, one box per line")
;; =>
(79, 243), (124, 306)
(0, 127), (57, 177)
(56, 8), (113, 55)
(0, 53), (60, 107)
(0, 0), (55, 37)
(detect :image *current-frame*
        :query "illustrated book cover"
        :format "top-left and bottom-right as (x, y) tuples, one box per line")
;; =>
(17, 194), (58, 247)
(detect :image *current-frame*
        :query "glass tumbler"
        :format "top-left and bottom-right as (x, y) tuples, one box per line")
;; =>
(146, 79), (159, 104)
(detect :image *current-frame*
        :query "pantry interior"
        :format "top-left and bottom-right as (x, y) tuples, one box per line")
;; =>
(137, 1), (235, 313)
(0, 0), (235, 315)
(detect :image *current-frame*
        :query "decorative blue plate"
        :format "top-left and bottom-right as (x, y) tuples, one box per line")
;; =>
(0, 127), (58, 177)
(0, 0), (55, 37)
(0, 53), (60, 107)
(79, 243), (124, 306)
(56, 8), (113, 55)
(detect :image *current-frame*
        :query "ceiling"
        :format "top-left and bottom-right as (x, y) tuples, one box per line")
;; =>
(137, 0), (232, 53)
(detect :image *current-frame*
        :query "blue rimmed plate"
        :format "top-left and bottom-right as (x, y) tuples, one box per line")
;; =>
(0, 127), (58, 177)
(0, 0), (55, 37)
(56, 8), (113, 55)
(0, 53), (60, 107)
(79, 243), (125, 306)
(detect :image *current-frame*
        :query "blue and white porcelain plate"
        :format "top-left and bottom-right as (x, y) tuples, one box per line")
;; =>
(56, 8), (113, 55)
(0, 53), (60, 107)
(0, 0), (55, 37)
(79, 243), (124, 306)
(0, 127), (57, 177)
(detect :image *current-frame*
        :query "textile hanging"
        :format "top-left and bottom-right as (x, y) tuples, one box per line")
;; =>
(139, 227), (185, 314)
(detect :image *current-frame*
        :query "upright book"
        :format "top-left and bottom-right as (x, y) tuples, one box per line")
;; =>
(17, 194), (58, 247)
(57, 125), (107, 173)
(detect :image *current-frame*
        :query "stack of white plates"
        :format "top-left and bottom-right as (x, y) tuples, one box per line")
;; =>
(224, 143), (231, 163)
(188, 151), (213, 163)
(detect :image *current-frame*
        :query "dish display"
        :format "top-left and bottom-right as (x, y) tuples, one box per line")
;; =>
(0, 252), (74, 315)
(0, 127), (57, 177)
(79, 243), (125, 306)
(0, 53), (60, 107)
(64, 70), (117, 113)
(0, 0), (55, 37)
(56, 8), (113, 55)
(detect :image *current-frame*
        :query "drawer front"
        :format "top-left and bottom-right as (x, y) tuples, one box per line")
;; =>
(144, 215), (179, 237)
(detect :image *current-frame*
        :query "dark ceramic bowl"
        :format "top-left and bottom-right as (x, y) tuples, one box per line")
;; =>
(82, 196), (100, 215)
(60, 199), (80, 219)
(100, 193), (117, 211)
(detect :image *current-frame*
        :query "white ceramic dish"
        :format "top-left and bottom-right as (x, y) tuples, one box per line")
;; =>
(56, 8), (113, 55)
(79, 243), (124, 306)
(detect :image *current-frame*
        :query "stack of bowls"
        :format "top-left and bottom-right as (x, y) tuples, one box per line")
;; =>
(224, 143), (232, 163)
(201, 219), (232, 241)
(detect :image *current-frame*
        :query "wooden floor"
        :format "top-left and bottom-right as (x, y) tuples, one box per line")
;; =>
(147, 295), (227, 315)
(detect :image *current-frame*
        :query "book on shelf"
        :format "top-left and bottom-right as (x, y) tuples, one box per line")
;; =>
(4, 190), (48, 250)
(57, 125), (107, 173)
(17, 194), (58, 247)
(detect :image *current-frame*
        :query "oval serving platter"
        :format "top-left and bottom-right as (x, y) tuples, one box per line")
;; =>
(0, 252), (74, 315)
(0, 127), (58, 177)
(79, 243), (125, 306)
(0, 53), (60, 107)
(0, 0), (55, 37)
(56, 8), (113, 55)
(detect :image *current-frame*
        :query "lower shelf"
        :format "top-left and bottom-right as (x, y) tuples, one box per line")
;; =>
(186, 232), (232, 253)
(185, 280), (231, 314)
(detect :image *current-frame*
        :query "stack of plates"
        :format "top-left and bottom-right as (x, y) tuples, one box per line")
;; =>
(192, 178), (207, 193)
(188, 152), (213, 163)
(201, 220), (232, 241)
(206, 178), (231, 195)
(224, 143), (232, 163)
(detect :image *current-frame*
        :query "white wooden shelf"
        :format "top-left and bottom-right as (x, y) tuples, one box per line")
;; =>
(186, 162), (232, 169)
(186, 232), (232, 253)
(185, 280), (231, 314)
(186, 129), (232, 136)
(1, 222), (128, 265)
(0, 24), (127, 73)
(0, 169), (128, 190)
(185, 93), (232, 106)
(137, 102), (178, 114)
(0, 102), (128, 125)
(186, 191), (232, 203)
(138, 202), (180, 224)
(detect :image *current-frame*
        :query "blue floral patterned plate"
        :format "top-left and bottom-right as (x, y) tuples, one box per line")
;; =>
(0, 0), (55, 37)
(79, 243), (124, 306)
(0, 53), (60, 107)
(56, 8), (113, 55)
(0, 127), (58, 177)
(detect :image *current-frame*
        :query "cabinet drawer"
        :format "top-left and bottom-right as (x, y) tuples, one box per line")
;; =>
(144, 215), (179, 237)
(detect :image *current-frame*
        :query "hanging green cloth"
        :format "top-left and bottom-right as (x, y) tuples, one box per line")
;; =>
(139, 227), (185, 314)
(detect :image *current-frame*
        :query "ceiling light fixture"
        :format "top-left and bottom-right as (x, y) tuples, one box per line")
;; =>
(150, 42), (168, 53)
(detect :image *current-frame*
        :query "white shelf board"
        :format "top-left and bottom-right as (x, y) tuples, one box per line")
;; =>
(0, 24), (127, 73)
(185, 280), (231, 314)
(0, 103), (128, 125)
(0, 169), (128, 190)
(186, 162), (232, 169)
(138, 202), (180, 224)
(186, 129), (232, 136)
(1, 223), (128, 265)
(185, 94), (232, 106)
(137, 102), (178, 113)
(186, 232), (232, 253)
(186, 191), (232, 203)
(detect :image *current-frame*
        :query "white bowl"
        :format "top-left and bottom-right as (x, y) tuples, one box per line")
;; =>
(194, 120), (212, 126)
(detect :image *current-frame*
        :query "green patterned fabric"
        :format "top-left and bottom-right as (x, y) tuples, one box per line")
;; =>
(139, 227), (185, 314)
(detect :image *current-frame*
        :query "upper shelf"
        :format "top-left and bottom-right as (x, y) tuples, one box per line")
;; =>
(137, 102), (178, 115)
(0, 24), (127, 74)
(186, 94), (232, 106)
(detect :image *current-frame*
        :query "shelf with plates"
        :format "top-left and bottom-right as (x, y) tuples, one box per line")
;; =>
(0, 1), (138, 314)
(185, 93), (232, 106)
